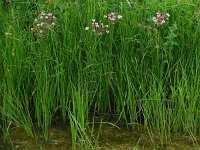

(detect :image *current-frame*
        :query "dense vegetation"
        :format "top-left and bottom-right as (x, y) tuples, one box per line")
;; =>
(0, 0), (200, 149)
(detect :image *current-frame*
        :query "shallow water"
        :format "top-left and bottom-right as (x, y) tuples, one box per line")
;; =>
(1, 116), (200, 150)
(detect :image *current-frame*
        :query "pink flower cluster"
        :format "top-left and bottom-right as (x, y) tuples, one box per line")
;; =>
(104, 12), (122, 24)
(152, 12), (170, 25)
(85, 12), (122, 36)
(31, 11), (56, 36)
(85, 19), (109, 36)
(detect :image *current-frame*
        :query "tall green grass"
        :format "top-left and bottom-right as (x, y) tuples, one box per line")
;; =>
(0, 0), (200, 148)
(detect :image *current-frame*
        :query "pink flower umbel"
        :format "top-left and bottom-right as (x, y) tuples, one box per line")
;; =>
(85, 19), (109, 36)
(104, 12), (122, 24)
(152, 11), (170, 26)
(31, 11), (56, 36)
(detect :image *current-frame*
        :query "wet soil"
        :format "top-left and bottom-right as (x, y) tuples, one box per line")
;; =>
(0, 114), (200, 150)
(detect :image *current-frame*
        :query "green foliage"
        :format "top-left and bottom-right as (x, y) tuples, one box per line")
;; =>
(163, 23), (178, 60)
(164, 23), (178, 51)
(0, 0), (200, 148)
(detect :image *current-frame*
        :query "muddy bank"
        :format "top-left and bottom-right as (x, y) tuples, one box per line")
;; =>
(1, 121), (200, 150)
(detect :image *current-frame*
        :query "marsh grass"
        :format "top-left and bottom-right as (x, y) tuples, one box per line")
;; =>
(0, 0), (200, 149)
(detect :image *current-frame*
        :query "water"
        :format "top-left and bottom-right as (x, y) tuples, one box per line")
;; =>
(1, 115), (200, 150)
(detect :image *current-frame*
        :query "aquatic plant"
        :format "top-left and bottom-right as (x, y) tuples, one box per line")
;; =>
(31, 11), (56, 36)
(104, 12), (122, 24)
(152, 11), (170, 26)
(85, 19), (109, 36)
(0, 0), (200, 149)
